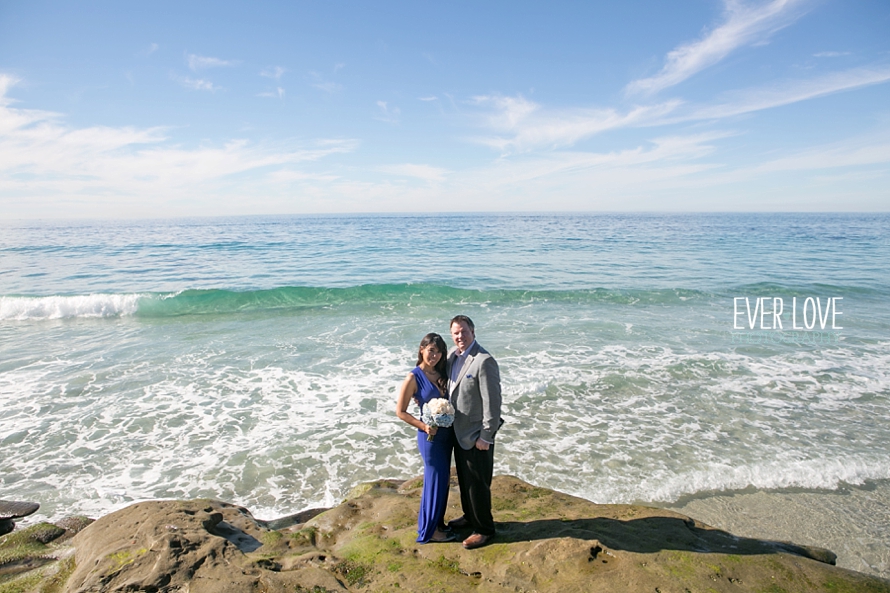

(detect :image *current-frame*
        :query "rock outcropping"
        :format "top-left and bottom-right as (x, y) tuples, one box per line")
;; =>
(2, 474), (889, 592)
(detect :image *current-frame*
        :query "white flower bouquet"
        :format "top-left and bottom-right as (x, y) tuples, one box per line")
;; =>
(421, 398), (455, 441)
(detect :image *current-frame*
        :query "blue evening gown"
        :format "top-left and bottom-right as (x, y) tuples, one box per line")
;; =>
(410, 366), (454, 543)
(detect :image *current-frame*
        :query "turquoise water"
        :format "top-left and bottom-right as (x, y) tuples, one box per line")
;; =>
(2, 213), (889, 529)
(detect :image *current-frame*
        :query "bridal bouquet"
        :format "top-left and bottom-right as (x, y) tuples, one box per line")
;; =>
(421, 398), (455, 442)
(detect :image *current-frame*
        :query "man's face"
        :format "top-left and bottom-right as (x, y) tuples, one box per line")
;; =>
(451, 321), (475, 354)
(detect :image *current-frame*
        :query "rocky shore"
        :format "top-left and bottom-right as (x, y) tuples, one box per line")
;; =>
(2, 474), (889, 593)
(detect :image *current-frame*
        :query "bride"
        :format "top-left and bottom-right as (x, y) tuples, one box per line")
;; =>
(395, 332), (456, 543)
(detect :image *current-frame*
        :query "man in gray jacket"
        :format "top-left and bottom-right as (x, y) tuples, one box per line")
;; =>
(447, 315), (502, 549)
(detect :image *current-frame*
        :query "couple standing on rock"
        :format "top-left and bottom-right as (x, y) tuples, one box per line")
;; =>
(395, 315), (502, 550)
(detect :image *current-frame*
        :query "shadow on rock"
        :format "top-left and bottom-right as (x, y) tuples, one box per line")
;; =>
(493, 516), (836, 565)
(212, 520), (262, 552)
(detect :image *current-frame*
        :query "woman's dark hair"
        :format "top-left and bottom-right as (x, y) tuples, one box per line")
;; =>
(416, 332), (449, 391)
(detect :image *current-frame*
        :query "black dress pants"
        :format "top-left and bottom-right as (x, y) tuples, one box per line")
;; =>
(453, 443), (495, 536)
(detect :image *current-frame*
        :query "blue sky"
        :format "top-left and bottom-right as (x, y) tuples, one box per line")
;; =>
(1, 0), (888, 218)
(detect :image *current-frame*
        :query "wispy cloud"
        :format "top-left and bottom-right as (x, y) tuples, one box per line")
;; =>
(685, 65), (890, 120)
(379, 163), (448, 182)
(418, 96), (438, 102)
(476, 132), (728, 185)
(469, 62), (890, 154)
(308, 71), (342, 93)
(171, 73), (220, 92)
(375, 101), (400, 124)
(258, 87), (286, 99)
(139, 43), (159, 57)
(754, 134), (890, 172)
(813, 51), (851, 58)
(260, 66), (286, 80)
(470, 94), (682, 152)
(187, 53), (239, 71)
(311, 81), (342, 93)
(473, 95), (539, 130)
(0, 74), (20, 104)
(627, 0), (810, 95)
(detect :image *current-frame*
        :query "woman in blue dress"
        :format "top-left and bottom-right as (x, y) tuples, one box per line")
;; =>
(395, 332), (456, 543)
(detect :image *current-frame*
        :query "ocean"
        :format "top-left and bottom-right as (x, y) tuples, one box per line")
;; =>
(2, 213), (888, 577)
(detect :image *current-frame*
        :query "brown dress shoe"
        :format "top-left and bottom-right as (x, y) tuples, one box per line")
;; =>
(447, 516), (470, 529)
(462, 533), (493, 549)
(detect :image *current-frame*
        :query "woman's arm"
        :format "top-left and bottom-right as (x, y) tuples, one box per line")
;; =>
(396, 373), (434, 434)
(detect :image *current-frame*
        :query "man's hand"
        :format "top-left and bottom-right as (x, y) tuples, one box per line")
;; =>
(474, 438), (490, 451)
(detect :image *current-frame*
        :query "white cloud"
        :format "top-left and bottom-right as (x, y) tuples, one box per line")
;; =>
(187, 54), (239, 71)
(0, 74), (20, 104)
(627, 0), (810, 95)
(311, 81), (343, 93)
(470, 94), (682, 152)
(257, 87), (285, 99)
(260, 66), (286, 80)
(418, 96), (438, 102)
(275, 128), (889, 213)
(378, 163), (449, 182)
(0, 77), (357, 217)
(685, 66), (890, 120)
(375, 101), (400, 124)
(172, 74), (220, 92)
(468, 63), (890, 154)
(308, 71), (342, 93)
(754, 135), (890, 172)
(472, 94), (539, 129)
(438, 130), (890, 212)
(813, 51), (851, 58)
(475, 132), (728, 185)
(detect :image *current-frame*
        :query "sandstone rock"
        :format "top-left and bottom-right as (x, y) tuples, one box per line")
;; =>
(1, 476), (888, 593)
(65, 500), (266, 593)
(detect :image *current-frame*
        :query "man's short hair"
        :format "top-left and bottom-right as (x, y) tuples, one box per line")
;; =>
(450, 315), (475, 331)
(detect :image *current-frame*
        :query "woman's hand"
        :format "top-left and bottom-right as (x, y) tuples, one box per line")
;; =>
(424, 424), (438, 436)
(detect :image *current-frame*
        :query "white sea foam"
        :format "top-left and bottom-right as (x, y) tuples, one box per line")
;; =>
(3, 289), (890, 535)
(1, 335), (425, 522)
(0, 294), (144, 320)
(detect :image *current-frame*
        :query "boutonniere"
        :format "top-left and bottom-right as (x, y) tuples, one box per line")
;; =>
(465, 373), (473, 379)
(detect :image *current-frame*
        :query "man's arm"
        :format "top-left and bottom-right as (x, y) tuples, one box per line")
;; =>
(477, 355), (502, 445)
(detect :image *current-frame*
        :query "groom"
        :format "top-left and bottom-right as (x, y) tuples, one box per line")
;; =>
(447, 315), (502, 549)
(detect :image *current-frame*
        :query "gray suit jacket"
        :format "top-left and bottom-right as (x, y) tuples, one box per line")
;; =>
(448, 342), (502, 451)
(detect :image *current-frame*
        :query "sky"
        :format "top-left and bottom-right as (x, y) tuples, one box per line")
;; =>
(0, 0), (889, 218)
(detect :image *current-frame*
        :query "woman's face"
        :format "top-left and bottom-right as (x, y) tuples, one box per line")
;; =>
(421, 343), (442, 367)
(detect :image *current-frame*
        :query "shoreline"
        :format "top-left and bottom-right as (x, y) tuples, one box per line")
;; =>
(656, 479), (890, 579)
